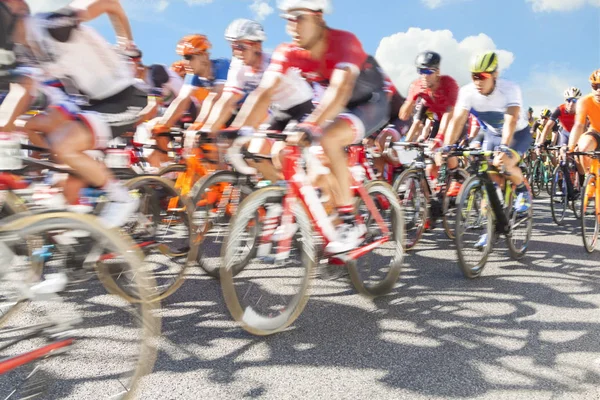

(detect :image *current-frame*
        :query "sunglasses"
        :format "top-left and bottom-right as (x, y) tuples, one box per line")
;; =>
(231, 42), (251, 51)
(183, 55), (194, 61)
(592, 84), (600, 91)
(417, 68), (436, 76)
(280, 10), (320, 21)
(566, 98), (578, 103)
(471, 72), (492, 81)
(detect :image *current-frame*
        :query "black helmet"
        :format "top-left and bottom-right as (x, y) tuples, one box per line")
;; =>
(415, 51), (441, 69)
(0, 2), (17, 70)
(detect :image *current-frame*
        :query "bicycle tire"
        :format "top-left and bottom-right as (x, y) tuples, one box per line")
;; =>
(550, 165), (567, 225)
(346, 181), (405, 296)
(220, 186), (314, 336)
(0, 212), (159, 399)
(190, 170), (255, 278)
(455, 176), (494, 279)
(581, 174), (599, 253)
(392, 168), (427, 250)
(529, 160), (542, 198)
(506, 181), (534, 259)
(97, 176), (194, 302)
(442, 168), (469, 240)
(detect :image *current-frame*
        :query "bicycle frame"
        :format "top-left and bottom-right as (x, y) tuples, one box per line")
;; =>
(461, 150), (512, 234)
(275, 144), (391, 260)
(580, 153), (600, 222)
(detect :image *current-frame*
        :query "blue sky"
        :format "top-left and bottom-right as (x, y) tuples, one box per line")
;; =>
(32, 0), (600, 111)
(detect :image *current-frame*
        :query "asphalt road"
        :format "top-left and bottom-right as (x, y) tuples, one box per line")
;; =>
(138, 195), (600, 400)
(3, 194), (600, 399)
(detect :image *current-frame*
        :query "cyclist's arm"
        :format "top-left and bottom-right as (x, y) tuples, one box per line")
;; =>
(500, 106), (520, 146)
(202, 91), (244, 133)
(73, 0), (133, 42)
(399, 98), (416, 121)
(157, 85), (194, 127)
(404, 120), (424, 142)
(138, 96), (159, 123)
(538, 119), (555, 146)
(569, 100), (586, 151)
(0, 77), (34, 131)
(231, 72), (283, 128)
(443, 107), (470, 146)
(434, 108), (455, 144)
(194, 84), (225, 126)
(303, 67), (358, 126)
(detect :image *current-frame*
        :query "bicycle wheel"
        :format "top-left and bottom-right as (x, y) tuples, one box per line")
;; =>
(571, 164), (583, 219)
(346, 181), (404, 296)
(220, 187), (315, 336)
(97, 176), (194, 302)
(581, 174), (599, 253)
(442, 168), (469, 239)
(190, 170), (255, 278)
(506, 182), (534, 259)
(529, 160), (543, 198)
(393, 169), (427, 250)
(0, 212), (159, 399)
(455, 176), (494, 278)
(545, 162), (553, 195)
(550, 165), (568, 225)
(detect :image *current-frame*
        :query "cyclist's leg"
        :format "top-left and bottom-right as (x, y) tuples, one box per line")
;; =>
(577, 130), (600, 174)
(496, 127), (532, 211)
(322, 92), (390, 253)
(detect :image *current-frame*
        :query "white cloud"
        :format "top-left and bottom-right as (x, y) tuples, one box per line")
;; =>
(421, 0), (472, 9)
(527, 0), (600, 12)
(28, 0), (72, 13)
(156, 0), (170, 12)
(522, 65), (590, 116)
(375, 28), (515, 97)
(250, 0), (274, 21)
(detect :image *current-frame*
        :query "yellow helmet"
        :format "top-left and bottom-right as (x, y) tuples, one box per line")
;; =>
(470, 51), (498, 73)
(540, 108), (551, 118)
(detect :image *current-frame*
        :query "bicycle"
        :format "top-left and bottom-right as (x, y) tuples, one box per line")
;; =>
(0, 133), (193, 302)
(391, 142), (469, 249)
(550, 152), (583, 225)
(529, 145), (557, 197)
(220, 135), (405, 335)
(0, 211), (159, 399)
(453, 149), (534, 278)
(575, 151), (600, 252)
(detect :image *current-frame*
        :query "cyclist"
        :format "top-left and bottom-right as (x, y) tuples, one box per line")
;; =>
(0, 0), (146, 227)
(444, 51), (532, 247)
(547, 87), (581, 148)
(249, 0), (390, 253)
(527, 106), (535, 127)
(568, 69), (600, 173)
(533, 108), (559, 149)
(149, 34), (229, 167)
(400, 51), (458, 148)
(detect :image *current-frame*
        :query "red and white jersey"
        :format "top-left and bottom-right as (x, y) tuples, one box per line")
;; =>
(267, 29), (386, 105)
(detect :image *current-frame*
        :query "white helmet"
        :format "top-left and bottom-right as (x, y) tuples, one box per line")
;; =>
(225, 19), (266, 42)
(564, 86), (582, 99)
(278, 0), (332, 13)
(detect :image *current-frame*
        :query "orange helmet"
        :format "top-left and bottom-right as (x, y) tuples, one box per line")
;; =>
(176, 34), (211, 56)
(589, 69), (600, 84)
(170, 60), (189, 78)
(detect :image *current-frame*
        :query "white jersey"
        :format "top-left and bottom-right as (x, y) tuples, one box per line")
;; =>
(224, 53), (313, 111)
(24, 11), (135, 102)
(455, 79), (529, 136)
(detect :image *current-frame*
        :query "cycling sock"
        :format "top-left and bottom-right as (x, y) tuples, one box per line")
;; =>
(102, 180), (133, 203)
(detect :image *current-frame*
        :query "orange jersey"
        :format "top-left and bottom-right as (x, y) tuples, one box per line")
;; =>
(576, 94), (600, 132)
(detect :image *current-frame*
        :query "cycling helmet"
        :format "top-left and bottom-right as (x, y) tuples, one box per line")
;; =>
(528, 107), (534, 114)
(540, 108), (551, 118)
(470, 51), (498, 73)
(590, 69), (600, 85)
(170, 60), (188, 78)
(225, 19), (266, 42)
(278, 0), (332, 13)
(415, 51), (441, 69)
(564, 87), (582, 99)
(176, 34), (211, 56)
